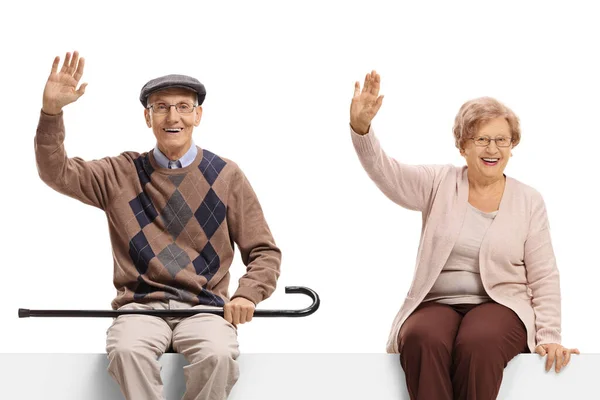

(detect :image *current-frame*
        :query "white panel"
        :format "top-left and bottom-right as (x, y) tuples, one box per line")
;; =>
(0, 354), (595, 399)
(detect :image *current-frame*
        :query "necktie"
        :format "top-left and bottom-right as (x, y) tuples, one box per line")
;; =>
(168, 160), (182, 169)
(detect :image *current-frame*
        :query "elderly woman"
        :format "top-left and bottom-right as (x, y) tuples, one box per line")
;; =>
(349, 71), (579, 400)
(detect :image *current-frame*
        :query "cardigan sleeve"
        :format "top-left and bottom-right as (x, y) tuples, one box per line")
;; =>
(523, 191), (562, 346)
(350, 124), (446, 212)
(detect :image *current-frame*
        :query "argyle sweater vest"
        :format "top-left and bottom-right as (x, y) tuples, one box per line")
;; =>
(35, 111), (281, 309)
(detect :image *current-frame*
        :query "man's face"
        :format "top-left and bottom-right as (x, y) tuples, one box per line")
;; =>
(144, 87), (202, 159)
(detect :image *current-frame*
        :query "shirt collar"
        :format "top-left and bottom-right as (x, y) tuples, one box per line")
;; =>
(153, 142), (198, 169)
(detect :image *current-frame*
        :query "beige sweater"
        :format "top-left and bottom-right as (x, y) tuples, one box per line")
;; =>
(35, 111), (281, 309)
(351, 126), (561, 353)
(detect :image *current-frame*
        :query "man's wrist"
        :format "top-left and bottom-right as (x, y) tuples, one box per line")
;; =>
(42, 105), (62, 116)
(231, 295), (256, 305)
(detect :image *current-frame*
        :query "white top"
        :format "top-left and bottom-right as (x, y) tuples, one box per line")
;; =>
(423, 203), (496, 305)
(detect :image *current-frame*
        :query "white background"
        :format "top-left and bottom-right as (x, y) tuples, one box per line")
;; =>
(1, 0), (598, 355)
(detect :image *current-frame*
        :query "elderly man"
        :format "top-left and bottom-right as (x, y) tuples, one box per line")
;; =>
(35, 51), (281, 400)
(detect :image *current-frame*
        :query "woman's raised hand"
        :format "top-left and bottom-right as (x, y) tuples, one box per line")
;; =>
(350, 70), (384, 135)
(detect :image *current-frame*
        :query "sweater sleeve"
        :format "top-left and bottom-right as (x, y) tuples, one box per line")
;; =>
(34, 110), (126, 210)
(227, 166), (281, 305)
(523, 191), (562, 346)
(350, 125), (443, 212)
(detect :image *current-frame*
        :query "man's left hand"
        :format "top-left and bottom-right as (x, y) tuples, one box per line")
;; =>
(223, 297), (255, 325)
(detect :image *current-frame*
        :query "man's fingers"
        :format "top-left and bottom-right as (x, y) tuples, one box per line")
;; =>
(572, 348), (580, 355)
(223, 304), (233, 324)
(70, 51), (79, 74)
(241, 308), (249, 324)
(56, 51), (83, 76)
(64, 53), (73, 75)
(76, 82), (88, 97)
(70, 51), (81, 74)
(235, 307), (244, 324)
(50, 56), (60, 75)
(232, 307), (241, 325)
(61, 52), (71, 73)
(74, 57), (85, 82)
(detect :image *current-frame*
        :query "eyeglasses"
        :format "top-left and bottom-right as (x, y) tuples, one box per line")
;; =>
(147, 102), (197, 114)
(469, 136), (513, 147)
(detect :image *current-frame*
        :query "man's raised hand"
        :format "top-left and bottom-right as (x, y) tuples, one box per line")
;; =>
(42, 51), (87, 115)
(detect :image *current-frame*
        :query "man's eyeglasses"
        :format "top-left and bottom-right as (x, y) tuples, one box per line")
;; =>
(147, 102), (197, 114)
(469, 136), (513, 147)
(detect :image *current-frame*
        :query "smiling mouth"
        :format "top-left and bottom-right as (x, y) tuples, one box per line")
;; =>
(481, 157), (500, 166)
(163, 128), (183, 135)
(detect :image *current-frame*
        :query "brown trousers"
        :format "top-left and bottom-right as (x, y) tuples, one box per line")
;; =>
(398, 301), (528, 400)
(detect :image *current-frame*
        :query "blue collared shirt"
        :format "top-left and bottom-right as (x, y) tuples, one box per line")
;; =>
(153, 142), (198, 169)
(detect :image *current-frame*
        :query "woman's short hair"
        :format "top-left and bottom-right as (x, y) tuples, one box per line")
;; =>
(452, 97), (521, 151)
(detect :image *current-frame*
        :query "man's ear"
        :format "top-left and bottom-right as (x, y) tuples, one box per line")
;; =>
(144, 108), (152, 128)
(194, 106), (203, 127)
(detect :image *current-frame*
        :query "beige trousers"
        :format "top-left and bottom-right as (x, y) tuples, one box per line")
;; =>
(106, 300), (240, 400)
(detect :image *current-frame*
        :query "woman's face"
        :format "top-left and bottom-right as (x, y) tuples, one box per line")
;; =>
(461, 117), (513, 182)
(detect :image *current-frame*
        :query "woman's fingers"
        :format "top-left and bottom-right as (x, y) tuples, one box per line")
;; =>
(545, 347), (556, 371)
(374, 94), (384, 112)
(353, 81), (361, 98)
(554, 347), (564, 371)
(370, 70), (380, 95)
(564, 350), (571, 368)
(563, 348), (580, 368)
(535, 345), (546, 356)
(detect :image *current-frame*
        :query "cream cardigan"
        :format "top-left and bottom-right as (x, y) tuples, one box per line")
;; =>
(351, 127), (561, 353)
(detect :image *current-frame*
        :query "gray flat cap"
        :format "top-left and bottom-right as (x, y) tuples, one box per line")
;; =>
(140, 74), (206, 107)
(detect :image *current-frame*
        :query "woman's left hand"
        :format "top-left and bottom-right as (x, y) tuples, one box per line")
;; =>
(535, 343), (580, 372)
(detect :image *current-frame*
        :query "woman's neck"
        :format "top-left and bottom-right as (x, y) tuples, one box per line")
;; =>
(468, 174), (505, 196)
